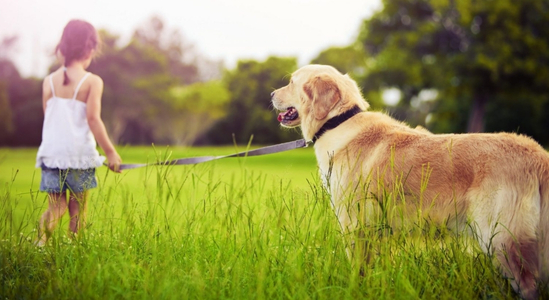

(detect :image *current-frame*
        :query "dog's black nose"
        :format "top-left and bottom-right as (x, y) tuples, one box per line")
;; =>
(270, 91), (275, 98)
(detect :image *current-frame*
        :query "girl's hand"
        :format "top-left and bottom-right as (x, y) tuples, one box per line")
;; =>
(106, 151), (122, 173)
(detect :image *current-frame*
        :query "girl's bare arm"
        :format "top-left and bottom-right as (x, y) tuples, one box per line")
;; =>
(86, 75), (122, 172)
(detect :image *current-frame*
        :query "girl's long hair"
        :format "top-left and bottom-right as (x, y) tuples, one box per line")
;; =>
(55, 20), (99, 85)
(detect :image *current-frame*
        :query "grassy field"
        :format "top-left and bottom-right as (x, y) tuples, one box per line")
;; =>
(0, 146), (519, 299)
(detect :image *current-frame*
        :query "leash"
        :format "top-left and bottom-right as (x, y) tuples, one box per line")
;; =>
(111, 139), (309, 170)
(109, 105), (363, 170)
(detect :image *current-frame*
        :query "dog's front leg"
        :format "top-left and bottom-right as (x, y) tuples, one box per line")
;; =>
(333, 195), (378, 273)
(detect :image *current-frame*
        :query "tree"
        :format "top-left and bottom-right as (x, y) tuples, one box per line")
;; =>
(86, 16), (224, 145)
(206, 56), (301, 145)
(358, 0), (549, 144)
(0, 37), (18, 145)
(158, 80), (230, 146)
(0, 36), (18, 60)
(310, 45), (385, 110)
(0, 81), (14, 143)
(310, 45), (368, 76)
(87, 29), (175, 144)
(133, 15), (224, 84)
(0, 37), (42, 146)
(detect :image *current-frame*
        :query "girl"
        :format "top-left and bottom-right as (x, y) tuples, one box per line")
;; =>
(35, 19), (122, 246)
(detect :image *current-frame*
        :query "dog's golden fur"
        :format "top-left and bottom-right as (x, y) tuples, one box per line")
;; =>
(272, 64), (549, 299)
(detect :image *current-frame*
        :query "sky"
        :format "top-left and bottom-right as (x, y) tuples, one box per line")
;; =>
(0, 0), (381, 78)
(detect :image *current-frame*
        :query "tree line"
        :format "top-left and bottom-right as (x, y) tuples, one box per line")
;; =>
(2, 0), (549, 147)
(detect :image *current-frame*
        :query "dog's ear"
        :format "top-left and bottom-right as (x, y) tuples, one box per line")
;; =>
(303, 74), (341, 120)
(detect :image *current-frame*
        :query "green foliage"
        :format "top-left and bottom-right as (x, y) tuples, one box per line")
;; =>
(310, 45), (368, 76)
(86, 17), (222, 146)
(309, 45), (389, 110)
(170, 81), (230, 116)
(155, 81), (231, 145)
(358, 0), (549, 144)
(207, 56), (302, 145)
(88, 34), (174, 144)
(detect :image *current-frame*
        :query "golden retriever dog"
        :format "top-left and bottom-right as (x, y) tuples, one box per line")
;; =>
(271, 64), (549, 299)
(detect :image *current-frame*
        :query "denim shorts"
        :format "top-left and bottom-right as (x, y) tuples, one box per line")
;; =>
(40, 165), (97, 193)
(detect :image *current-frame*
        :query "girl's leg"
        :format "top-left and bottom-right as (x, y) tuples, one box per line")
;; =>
(37, 192), (68, 246)
(68, 191), (89, 235)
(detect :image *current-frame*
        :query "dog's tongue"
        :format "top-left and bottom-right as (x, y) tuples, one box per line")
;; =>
(277, 107), (297, 123)
(277, 112), (286, 122)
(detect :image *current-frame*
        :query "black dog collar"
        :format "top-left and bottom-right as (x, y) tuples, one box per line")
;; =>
(312, 105), (363, 143)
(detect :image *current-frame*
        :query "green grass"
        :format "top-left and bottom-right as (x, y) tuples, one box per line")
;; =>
(0, 146), (518, 299)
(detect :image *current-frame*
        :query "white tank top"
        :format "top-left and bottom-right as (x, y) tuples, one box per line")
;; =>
(35, 73), (105, 169)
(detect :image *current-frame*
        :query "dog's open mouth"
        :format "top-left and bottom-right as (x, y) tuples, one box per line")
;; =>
(277, 107), (299, 124)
